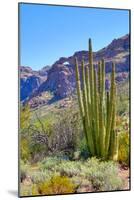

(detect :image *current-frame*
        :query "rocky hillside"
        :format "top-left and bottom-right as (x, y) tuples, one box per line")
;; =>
(20, 66), (50, 101)
(20, 34), (130, 106)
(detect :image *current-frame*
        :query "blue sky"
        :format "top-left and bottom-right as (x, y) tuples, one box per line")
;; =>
(19, 3), (129, 70)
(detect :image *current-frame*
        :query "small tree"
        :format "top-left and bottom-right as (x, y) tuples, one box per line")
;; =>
(20, 104), (31, 130)
(20, 104), (31, 162)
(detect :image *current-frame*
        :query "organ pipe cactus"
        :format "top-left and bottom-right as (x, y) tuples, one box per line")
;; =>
(75, 39), (118, 160)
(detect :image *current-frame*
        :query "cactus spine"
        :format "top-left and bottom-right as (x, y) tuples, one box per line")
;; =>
(75, 39), (118, 160)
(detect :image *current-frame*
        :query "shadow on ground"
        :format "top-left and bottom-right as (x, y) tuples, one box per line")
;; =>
(8, 190), (18, 197)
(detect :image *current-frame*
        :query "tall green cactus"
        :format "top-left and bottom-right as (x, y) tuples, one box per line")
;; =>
(75, 39), (118, 160)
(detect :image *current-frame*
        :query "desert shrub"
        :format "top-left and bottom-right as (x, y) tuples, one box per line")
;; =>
(40, 158), (83, 178)
(84, 158), (123, 191)
(20, 161), (29, 182)
(38, 175), (76, 195)
(20, 132), (48, 163)
(20, 133), (48, 163)
(26, 110), (81, 160)
(115, 114), (129, 165)
(22, 116), (54, 163)
(116, 80), (129, 115)
(28, 166), (61, 185)
(20, 104), (31, 131)
(20, 183), (32, 196)
(71, 176), (92, 192)
(118, 132), (129, 166)
(49, 109), (82, 155)
(72, 151), (81, 160)
(21, 108), (82, 162)
(78, 138), (90, 159)
(39, 157), (83, 177)
(20, 137), (31, 162)
(116, 114), (129, 133)
(32, 184), (39, 195)
(33, 116), (54, 136)
(117, 99), (129, 116)
(39, 157), (61, 171)
(55, 160), (81, 177)
(71, 175), (83, 187)
(28, 170), (51, 184)
(29, 143), (47, 163)
(20, 160), (56, 184)
(20, 183), (39, 196)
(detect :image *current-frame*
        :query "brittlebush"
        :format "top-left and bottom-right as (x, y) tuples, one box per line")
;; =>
(38, 175), (75, 195)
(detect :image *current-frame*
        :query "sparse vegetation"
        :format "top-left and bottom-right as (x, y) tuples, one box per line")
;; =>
(19, 39), (130, 196)
(20, 157), (125, 196)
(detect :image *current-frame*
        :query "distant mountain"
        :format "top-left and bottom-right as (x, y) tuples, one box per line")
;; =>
(20, 34), (130, 106)
(20, 66), (51, 101)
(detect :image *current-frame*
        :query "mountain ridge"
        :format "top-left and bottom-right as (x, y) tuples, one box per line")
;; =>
(20, 34), (130, 106)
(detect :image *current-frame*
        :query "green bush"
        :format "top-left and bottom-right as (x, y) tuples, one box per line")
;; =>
(20, 183), (39, 196)
(39, 157), (61, 171)
(50, 110), (81, 154)
(31, 184), (39, 195)
(33, 117), (54, 136)
(20, 160), (29, 182)
(29, 143), (47, 163)
(20, 137), (31, 162)
(28, 170), (51, 184)
(22, 109), (82, 163)
(38, 175), (76, 195)
(115, 114), (129, 165)
(20, 104), (31, 130)
(117, 99), (129, 116)
(20, 183), (33, 196)
(78, 138), (90, 159)
(84, 158), (124, 191)
(118, 132), (129, 166)
(55, 160), (81, 177)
